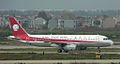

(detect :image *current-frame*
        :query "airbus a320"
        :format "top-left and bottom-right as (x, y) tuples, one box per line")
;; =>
(8, 17), (114, 53)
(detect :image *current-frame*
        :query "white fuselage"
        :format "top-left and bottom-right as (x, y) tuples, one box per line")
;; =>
(21, 35), (114, 47)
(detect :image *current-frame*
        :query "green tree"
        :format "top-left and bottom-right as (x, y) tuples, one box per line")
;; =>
(36, 11), (52, 21)
(94, 20), (101, 25)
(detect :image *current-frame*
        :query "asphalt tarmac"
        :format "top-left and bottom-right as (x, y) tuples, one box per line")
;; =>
(0, 60), (120, 63)
(0, 45), (120, 63)
(0, 45), (120, 54)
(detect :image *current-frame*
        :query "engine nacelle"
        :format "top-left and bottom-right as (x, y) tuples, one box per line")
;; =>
(63, 44), (87, 51)
(63, 44), (76, 51)
(50, 44), (58, 47)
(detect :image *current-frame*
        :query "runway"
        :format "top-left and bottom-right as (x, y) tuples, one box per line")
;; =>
(0, 51), (57, 54)
(0, 45), (54, 49)
(0, 45), (120, 54)
(0, 51), (120, 54)
(0, 45), (120, 63)
(0, 60), (120, 63)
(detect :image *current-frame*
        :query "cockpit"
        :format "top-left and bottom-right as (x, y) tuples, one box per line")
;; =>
(103, 38), (110, 40)
(99, 35), (114, 45)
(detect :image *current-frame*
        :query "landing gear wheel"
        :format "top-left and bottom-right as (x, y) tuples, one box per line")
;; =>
(64, 50), (69, 53)
(57, 49), (62, 53)
(97, 47), (101, 53)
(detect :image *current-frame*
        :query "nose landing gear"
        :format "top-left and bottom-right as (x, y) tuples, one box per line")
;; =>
(96, 47), (101, 59)
(97, 47), (101, 53)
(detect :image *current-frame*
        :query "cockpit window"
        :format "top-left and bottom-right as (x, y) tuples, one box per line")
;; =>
(103, 38), (109, 40)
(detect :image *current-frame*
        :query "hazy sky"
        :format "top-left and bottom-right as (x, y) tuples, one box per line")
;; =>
(0, 0), (120, 10)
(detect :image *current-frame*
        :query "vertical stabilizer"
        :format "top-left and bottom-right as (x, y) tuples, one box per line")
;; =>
(9, 17), (28, 38)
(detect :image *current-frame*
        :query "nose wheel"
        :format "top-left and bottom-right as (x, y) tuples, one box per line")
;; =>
(97, 47), (101, 53)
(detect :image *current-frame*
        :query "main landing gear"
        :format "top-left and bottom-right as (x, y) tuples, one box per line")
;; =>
(57, 49), (62, 53)
(57, 49), (69, 53)
(57, 44), (69, 53)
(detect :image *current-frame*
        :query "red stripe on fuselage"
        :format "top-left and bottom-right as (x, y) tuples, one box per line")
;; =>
(21, 36), (102, 43)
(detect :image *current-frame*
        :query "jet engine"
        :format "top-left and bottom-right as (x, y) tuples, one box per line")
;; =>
(63, 44), (76, 51)
(63, 44), (87, 51)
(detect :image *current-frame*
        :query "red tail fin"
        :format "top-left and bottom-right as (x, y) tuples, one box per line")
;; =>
(9, 17), (28, 38)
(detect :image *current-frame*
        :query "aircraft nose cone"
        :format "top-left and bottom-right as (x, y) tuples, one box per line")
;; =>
(110, 40), (114, 45)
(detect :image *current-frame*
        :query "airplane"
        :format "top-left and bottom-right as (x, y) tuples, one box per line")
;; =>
(8, 17), (114, 53)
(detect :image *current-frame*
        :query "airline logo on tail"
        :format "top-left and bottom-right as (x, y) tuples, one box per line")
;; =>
(9, 17), (28, 38)
(13, 24), (19, 31)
